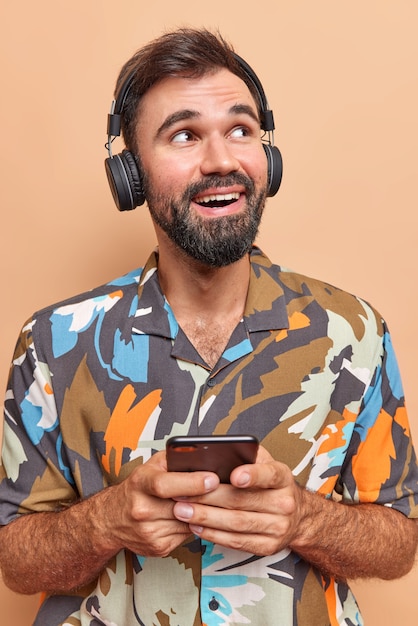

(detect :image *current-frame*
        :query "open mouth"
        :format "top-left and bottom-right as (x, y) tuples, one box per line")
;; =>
(194, 192), (241, 208)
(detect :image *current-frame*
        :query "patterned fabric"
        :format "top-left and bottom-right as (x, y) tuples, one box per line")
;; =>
(1, 246), (417, 626)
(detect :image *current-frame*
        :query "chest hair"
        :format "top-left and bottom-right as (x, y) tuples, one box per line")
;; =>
(181, 316), (239, 369)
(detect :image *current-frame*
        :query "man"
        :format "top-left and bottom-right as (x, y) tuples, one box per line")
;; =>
(0, 28), (417, 626)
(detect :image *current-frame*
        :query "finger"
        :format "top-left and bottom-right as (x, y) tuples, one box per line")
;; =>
(128, 451), (220, 498)
(144, 467), (220, 500)
(124, 520), (195, 558)
(174, 484), (296, 518)
(173, 503), (292, 555)
(230, 457), (294, 491)
(188, 524), (288, 556)
(173, 500), (253, 531)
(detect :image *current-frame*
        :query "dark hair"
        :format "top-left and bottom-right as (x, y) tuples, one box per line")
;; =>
(114, 28), (261, 152)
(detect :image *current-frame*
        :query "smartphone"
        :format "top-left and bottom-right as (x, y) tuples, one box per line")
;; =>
(166, 434), (259, 483)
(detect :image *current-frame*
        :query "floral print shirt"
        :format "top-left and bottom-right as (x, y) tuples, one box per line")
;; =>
(1, 247), (417, 626)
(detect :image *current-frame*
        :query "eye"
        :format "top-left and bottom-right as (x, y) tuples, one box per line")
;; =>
(230, 126), (250, 139)
(171, 130), (194, 143)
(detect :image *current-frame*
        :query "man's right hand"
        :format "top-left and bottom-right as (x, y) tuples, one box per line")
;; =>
(0, 450), (220, 595)
(99, 450), (221, 557)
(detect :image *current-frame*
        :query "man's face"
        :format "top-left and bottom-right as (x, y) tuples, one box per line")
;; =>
(136, 68), (268, 267)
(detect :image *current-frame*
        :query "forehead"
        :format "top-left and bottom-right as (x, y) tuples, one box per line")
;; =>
(137, 68), (259, 125)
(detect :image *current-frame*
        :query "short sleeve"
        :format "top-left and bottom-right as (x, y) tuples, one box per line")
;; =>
(339, 327), (418, 518)
(0, 317), (77, 525)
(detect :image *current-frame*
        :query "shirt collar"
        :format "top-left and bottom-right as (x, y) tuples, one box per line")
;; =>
(243, 246), (289, 332)
(132, 246), (289, 339)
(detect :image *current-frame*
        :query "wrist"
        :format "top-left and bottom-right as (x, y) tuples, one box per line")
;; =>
(83, 484), (125, 555)
(288, 485), (329, 552)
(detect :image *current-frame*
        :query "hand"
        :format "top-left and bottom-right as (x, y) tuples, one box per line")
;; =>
(171, 446), (303, 555)
(103, 450), (221, 557)
(0, 451), (221, 595)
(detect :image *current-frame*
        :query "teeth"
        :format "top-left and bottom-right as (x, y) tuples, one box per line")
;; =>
(198, 192), (240, 204)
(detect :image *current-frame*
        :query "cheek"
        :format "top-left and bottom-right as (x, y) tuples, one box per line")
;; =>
(143, 156), (195, 195)
(242, 145), (269, 184)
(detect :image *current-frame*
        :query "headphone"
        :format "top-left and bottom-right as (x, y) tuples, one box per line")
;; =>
(105, 53), (283, 212)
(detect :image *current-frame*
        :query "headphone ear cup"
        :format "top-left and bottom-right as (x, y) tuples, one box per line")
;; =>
(104, 149), (145, 211)
(121, 150), (145, 207)
(263, 144), (283, 197)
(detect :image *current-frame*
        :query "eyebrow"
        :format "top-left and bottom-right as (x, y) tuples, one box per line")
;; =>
(155, 103), (260, 138)
(156, 109), (199, 137)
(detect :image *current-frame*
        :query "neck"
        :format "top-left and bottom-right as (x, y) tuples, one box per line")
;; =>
(158, 247), (250, 369)
(154, 231), (251, 368)
(157, 244), (251, 320)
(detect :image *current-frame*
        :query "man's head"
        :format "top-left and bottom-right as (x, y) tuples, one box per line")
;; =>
(115, 28), (264, 156)
(106, 28), (282, 267)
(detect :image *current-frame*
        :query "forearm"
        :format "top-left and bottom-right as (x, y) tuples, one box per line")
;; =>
(0, 487), (119, 595)
(0, 451), (202, 595)
(290, 486), (418, 581)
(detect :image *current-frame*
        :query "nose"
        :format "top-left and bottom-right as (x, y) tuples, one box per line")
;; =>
(200, 134), (240, 177)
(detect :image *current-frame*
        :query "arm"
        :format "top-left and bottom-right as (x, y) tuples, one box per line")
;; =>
(172, 448), (418, 581)
(0, 452), (219, 595)
(0, 488), (118, 595)
(0, 319), (202, 595)
(291, 485), (418, 580)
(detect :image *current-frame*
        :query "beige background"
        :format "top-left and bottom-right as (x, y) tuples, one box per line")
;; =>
(1, 1), (417, 624)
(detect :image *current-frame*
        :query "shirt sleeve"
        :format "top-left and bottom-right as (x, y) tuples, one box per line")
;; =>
(0, 316), (78, 525)
(338, 326), (418, 518)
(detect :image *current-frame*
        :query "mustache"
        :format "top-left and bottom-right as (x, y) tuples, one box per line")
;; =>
(183, 173), (255, 203)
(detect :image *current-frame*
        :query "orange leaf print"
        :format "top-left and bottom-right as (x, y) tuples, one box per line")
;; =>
(102, 385), (162, 476)
(318, 408), (357, 456)
(352, 409), (395, 502)
(275, 310), (310, 342)
(322, 577), (340, 626)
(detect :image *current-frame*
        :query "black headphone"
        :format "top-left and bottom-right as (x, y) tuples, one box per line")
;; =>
(105, 53), (283, 212)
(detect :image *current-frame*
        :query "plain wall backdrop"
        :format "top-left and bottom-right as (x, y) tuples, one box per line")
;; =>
(1, 2), (417, 624)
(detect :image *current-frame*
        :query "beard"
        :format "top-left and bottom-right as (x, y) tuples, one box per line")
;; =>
(143, 172), (267, 267)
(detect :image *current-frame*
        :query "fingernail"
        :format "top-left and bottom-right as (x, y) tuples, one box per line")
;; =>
(236, 472), (250, 487)
(175, 502), (194, 520)
(204, 476), (218, 491)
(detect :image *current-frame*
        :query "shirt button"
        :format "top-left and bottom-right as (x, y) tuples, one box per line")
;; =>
(207, 378), (216, 387)
(209, 596), (220, 611)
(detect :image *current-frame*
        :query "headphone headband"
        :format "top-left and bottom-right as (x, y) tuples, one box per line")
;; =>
(105, 52), (283, 211)
(232, 54), (275, 134)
